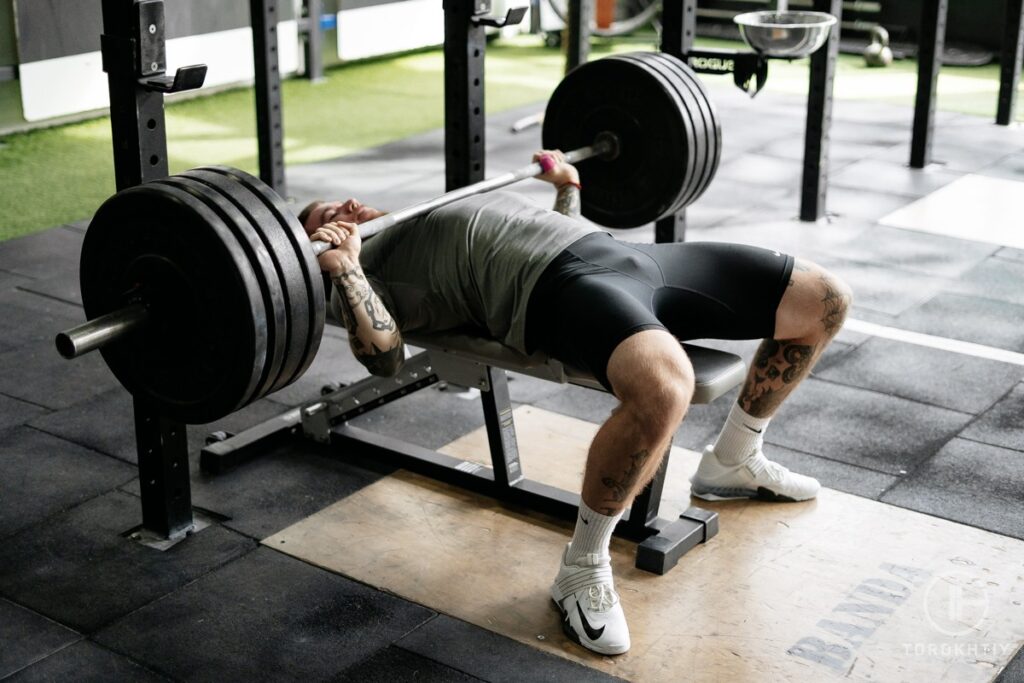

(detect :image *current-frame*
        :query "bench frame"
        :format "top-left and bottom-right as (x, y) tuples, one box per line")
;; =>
(200, 333), (746, 574)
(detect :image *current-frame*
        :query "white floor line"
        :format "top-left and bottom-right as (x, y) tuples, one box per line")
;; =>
(844, 318), (1024, 366)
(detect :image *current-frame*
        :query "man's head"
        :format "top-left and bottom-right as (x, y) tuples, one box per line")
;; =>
(299, 198), (386, 235)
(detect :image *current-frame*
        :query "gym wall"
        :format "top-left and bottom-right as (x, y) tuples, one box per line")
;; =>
(0, 0), (16, 69)
(13, 0), (299, 122)
(3, 0), (447, 128)
(336, 0), (443, 61)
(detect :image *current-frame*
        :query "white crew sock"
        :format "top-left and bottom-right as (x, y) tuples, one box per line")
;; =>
(712, 403), (772, 466)
(566, 499), (623, 565)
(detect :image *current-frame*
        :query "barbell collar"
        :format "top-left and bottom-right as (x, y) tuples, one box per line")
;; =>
(55, 302), (149, 359)
(310, 136), (617, 256)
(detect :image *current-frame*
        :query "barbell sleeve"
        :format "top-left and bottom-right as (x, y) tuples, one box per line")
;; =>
(310, 135), (618, 256)
(55, 303), (149, 359)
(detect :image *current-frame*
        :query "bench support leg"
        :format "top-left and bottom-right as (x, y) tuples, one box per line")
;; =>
(481, 368), (525, 488)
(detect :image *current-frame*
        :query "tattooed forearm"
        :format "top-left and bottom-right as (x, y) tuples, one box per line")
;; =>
(553, 184), (581, 218)
(599, 448), (651, 512)
(331, 265), (403, 376)
(361, 343), (405, 377)
(739, 339), (816, 417)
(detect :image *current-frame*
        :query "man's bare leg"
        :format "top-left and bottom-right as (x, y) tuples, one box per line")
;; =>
(740, 259), (852, 417)
(552, 329), (694, 656)
(581, 329), (694, 515)
(692, 259), (853, 501)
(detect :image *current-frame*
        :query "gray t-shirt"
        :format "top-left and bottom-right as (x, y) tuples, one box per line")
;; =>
(334, 191), (599, 353)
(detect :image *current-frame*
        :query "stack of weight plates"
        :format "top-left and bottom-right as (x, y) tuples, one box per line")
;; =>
(542, 51), (722, 229)
(80, 167), (324, 424)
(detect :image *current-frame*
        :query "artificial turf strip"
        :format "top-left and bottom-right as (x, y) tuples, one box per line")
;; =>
(0, 34), (1021, 242)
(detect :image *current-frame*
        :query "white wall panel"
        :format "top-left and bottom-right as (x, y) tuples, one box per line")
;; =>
(336, 0), (443, 61)
(20, 21), (299, 122)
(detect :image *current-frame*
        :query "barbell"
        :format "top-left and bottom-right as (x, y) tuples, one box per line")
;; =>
(56, 52), (722, 424)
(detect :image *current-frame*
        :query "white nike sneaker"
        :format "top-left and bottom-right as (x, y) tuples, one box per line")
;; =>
(690, 445), (820, 502)
(550, 544), (630, 655)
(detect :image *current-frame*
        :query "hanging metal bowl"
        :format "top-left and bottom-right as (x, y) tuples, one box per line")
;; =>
(734, 11), (838, 58)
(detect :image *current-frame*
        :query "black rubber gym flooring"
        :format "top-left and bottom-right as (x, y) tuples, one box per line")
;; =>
(2, 88), (1023, 681)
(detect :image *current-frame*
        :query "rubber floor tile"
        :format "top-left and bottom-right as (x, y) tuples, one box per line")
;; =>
(16, 274), (82, 307)
(996, 647), (1024, 683)
(765, 379), (972, 476)
(30, 389), (289, 465)
(763, 444), (899, 500)
(0, 491), (254, 632)
(959, 383), (1024, 452)
(333, 645), (484, 682)
(944, 257), (1024, 306)
(810, 256), (950, 317)
(120, 436), (392, 540)
(3, 640), (170, 683)
(0, 227), (83, 281)
(880, 438), (1024, 540)
(0, 298), (81, 353)
(830, 158), (963, 199)
(714, 153), (804, 189)
(94, 547), (435, 683)
(0, 598), (80, 679)
(0, 343), (121, 411)
(815, 337), (1023, 414)
(897, 294), (1024, 353)
(817, 224), (995, 278)
(346, 383), (488, 452)
(996, 247), (1024, 263)
(0, 426), (135, 540)
(397, 614), (628, 683)
(0, 394), (48, 432)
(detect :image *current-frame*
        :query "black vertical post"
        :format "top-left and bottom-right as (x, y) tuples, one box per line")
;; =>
(101, 0), (170, 190)
(565, 0), (592, 72)
(101, 0), (193, 539)
(997, 0), (1024, 125)
(302, 0), (325, 82)
(481, 368), (524, 490)
(799, 0), (842, 222)
(251, 0), (287, 194)
(624, 449), (669, 533)
(910, 0), (948, 168)
(135, 398), (194, 538)
(444, 0), (488, 190)
(656, 0), (697, 243)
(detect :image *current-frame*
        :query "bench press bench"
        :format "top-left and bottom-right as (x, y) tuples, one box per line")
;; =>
(201, 325), (747, 574)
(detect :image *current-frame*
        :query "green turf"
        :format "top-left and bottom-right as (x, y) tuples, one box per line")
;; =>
(0, 34), (1021, 241)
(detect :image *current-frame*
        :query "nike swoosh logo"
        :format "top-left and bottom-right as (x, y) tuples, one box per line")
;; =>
(744, 425), (763, 434)
(581, 517), (589, 525)
(576, 602), (606, 641)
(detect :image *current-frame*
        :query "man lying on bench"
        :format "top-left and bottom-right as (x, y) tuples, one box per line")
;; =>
(298, 149), (852, 657)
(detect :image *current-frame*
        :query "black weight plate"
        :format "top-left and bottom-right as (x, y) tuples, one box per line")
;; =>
(616, 53), (703, 213)
(155, 176), (288, 406)
(180, 169), (308, 396)
(645, 53), (722, 206)
(632, 52), (718, 210)
(80, 183), (266, 424)
(543, 54), (693, 229)
(201, 166), (325, 391)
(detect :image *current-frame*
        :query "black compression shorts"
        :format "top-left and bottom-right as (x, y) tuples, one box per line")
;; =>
(524, 232), (795, 393)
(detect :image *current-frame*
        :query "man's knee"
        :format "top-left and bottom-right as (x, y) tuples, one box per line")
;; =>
(606, 330), (694, 437)
(777, 259), (853, 340)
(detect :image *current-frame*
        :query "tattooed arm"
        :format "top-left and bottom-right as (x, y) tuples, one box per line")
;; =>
(313, 221), (404, 377)
(532, 149), (581, 218)
(553, 184), (581, 218)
